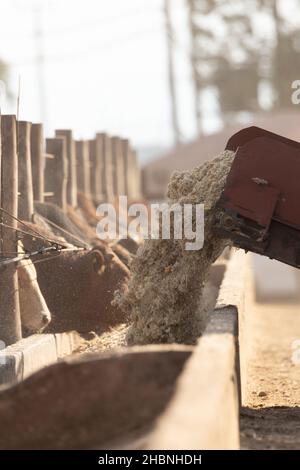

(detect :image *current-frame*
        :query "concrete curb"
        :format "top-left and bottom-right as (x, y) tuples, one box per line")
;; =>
(0, 331), (82, 386)
(148, 250), (249, 450)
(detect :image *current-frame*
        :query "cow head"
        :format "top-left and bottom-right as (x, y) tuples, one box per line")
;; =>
(35, 244), (130, 333)
(18, 257), (51, 333)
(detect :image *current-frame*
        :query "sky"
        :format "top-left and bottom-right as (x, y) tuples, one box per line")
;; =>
(0, 0), (197, 153)
(2, 0), (299, 160)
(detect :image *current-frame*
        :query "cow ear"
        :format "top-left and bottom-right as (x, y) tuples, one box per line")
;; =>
(92, 250), (105, 274)
(105, 253), (114, 263)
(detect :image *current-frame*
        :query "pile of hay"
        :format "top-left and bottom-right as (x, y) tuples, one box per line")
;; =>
(116, 150), (235, 345)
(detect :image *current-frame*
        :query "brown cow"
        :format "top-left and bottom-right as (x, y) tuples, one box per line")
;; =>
(111, 242), (132, 268)
(38, 246), (130, 333)
(77, 191), (100, 226)
(18, 256), (51, 334)
(20, 222), (130, 333)
(34, 201), (90, 247)
(67, 205), (100, 245)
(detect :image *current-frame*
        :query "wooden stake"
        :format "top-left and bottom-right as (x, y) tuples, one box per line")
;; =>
(55, 130), (77, 207)
(121, 138), (131, 198)
(88, 139), (102, 203)
(18, 121), (34, 221)
(111, 136), (125, 196)
(96, 133), (114, 202)
(45, 137), (68, 212)
(131, 147), (142, 200)
(0, 115), (22, 345)
(30, 123), (44, 202)
(75, 140), (91, 195)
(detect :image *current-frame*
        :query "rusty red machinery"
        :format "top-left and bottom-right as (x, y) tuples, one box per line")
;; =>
(213, 126), (300, 268)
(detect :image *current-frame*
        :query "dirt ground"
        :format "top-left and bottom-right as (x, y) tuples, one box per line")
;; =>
(240, 299), (300, 449)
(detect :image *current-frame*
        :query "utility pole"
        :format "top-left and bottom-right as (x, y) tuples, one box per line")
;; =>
(164, 0), (181, 145)
(33, 4), (47, 125)
(270, 0), (281, 108)
(186, 0), (203, 136)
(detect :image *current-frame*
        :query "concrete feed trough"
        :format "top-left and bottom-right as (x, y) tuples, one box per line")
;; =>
(0, 249), (250, 449)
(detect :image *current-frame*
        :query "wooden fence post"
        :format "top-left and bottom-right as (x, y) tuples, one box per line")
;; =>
(75, 140), (91, 196)
(30, 123), (44, 202)
(96, 133), (114, 203)
(45, 137), (68, 212)
(131, 147), (142, 200)
(55, 130), (77, 207)
(18, 121), (34, 221)
(111, 136), (125, 197)
(88, 138), (102, 204)
(0, 115), (22, 345)
(122, 138), (138, 199)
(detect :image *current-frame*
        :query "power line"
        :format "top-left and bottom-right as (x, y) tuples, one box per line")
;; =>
(0, 5), (161, 40)
(41, 6), (162, 36)
(9, 27), (164, 66)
